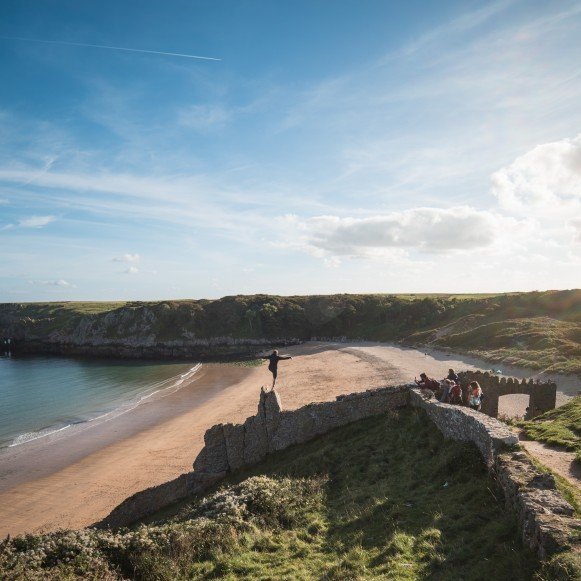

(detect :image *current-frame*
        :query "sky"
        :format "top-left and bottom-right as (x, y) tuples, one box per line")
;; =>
(0, 0), (580, 301)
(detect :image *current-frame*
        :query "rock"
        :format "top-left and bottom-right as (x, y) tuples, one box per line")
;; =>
(530, 473), (557, 490)
(223, 423), (245, 472)
(193, 424), (228, 473)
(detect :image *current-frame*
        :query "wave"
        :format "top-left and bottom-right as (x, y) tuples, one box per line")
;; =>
(9, 424), (72, 447)
(6, 363), (202, 449)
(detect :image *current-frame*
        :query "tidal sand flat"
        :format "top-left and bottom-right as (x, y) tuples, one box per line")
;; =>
(0, 342), (576, 537)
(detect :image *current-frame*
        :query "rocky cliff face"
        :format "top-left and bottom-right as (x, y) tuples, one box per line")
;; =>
(0, 302), (300, 359)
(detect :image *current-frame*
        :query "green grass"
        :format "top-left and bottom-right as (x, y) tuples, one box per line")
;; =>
(423, 317), (581, 374)
(2, 409), (552, 580)
(519, 396), (581, 463)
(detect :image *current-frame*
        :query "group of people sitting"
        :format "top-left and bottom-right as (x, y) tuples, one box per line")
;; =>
(415, 369), (483, 411)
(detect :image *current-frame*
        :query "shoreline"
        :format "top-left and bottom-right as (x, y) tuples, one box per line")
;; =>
(0, 362), (202, 451)
(0, 363), (236, 492)
(0, 342), (577, 538)
(0, 362), (261, 537)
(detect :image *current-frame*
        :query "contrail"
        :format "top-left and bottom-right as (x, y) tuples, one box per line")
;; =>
(0, 35), (221, 61)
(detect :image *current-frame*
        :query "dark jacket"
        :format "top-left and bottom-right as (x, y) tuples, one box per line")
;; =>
(263, 354), (291, 371)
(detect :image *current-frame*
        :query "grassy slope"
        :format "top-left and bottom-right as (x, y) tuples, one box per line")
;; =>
(5, 409), (572, 580)
(1, 289), (580, 373)
(404, 290), (581, 374)
(519, 396), (581, 462)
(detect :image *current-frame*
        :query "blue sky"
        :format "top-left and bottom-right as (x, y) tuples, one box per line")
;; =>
(1, 0), (580, 301)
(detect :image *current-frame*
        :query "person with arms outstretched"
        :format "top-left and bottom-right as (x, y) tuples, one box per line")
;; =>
(261, 349), (292, 389)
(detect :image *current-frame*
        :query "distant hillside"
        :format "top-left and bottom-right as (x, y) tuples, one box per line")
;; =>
(0, 290), (579, 373)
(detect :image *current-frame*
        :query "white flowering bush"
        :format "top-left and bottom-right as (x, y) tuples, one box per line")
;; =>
(0, 475), (325, 580)
(182, 475), (325, 528)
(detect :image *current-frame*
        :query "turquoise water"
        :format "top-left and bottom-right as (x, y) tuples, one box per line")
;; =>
(0, 355), (198, 449)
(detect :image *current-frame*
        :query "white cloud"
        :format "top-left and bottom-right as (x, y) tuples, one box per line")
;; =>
(29, 279), (75, 288)
(113, 253), (140, 263)
(569, 218), (581, 245)
(284, 207), (513, 258)
(491, 134), (581, 215)
(1, 214), (56, 231)
(123, 266), (139, 275)
(18, 215), (55, 228)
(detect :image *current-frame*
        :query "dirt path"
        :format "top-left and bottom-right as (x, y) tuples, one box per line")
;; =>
(517, 433), (581, 489)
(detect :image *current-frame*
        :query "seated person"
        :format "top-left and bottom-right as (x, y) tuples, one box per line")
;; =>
(415, 372), (440, 391)
(438, 378), (454, 403)
(447, 368), (459, 383)
(468, 381), (483, 411)
(449, 382), (463, 405)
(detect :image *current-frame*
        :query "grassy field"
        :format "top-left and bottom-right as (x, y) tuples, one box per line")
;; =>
(5, 408), (579, 580)
(519, 396), (581, 463)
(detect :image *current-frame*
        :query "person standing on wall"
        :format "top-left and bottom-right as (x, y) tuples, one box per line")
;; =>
(261, 349), (292, 389)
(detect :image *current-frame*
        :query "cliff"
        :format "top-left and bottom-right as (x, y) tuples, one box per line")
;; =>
(1, 290), (579, 371)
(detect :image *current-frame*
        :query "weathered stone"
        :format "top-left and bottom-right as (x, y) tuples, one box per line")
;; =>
(95, 473), (191, 529)
(193, 424), (228, 473)
(195, 385), (409, 466)
(409, 388), (518, 466)
(223, 423), (245, 471)
(243, 414), (269, 465)
(457, 370), (556, 419)
(262, 388), (282, 441)
(530, 473), (557, 490)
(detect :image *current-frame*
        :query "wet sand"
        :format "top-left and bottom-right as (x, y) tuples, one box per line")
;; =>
(0, 342), (577, 537)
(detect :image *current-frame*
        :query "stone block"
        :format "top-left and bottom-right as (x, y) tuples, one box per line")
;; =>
(193, 424), (228, 473)
(243, 414), (268, 465)
(223, 423), (245, 472)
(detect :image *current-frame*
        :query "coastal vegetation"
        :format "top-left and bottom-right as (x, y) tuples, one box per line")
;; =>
(4, 409), (573, 580)
(519, 396), (581, 463)
(1, 289), (579, 373)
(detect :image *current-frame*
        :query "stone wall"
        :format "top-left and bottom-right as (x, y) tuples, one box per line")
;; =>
(458, 370), (557, 418)
(408, 388), (518, 466)
(193, 385), (409, 475)
(95, 472), (224, 530)
(410, 388), (580, 560)
(96, 384), (408, 529)
(98, 384), (579, 562)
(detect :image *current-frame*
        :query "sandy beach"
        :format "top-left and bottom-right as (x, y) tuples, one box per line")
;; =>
(0, 342), (577, 538)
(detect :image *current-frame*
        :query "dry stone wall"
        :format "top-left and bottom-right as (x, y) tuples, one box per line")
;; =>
(409, 388), (518, 466)
(495, 451), (579, 560)
(96, 385), (409, 529)
(193, 385), (409, 475)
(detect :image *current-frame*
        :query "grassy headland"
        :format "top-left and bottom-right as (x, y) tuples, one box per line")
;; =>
(4, 409), (573, 580)
(1, 289), (579, 373)
(519, 396), (581, 463)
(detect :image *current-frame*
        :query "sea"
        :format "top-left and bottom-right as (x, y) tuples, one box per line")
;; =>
(0, 354), (200, 450)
